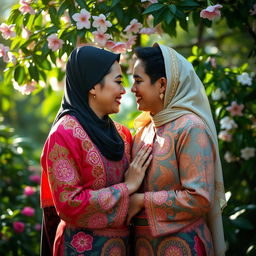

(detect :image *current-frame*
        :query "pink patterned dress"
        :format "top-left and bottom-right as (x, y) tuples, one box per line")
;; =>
(40, 115), (132, 256)
(131, 114), (215, 256)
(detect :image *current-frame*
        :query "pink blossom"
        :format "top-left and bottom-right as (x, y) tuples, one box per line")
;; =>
(13, 221), (25, 233)
(21, 26), (31, 39)
(21, 206), (35, 216)
(218, 130), (232, 142)
(24, 186), (36, 196)
(0, 23), (16, 40)
(0, 43), (9, 62)
(111, 42), (127, 53)
(71, 232), (93, 253)
(250, 4), (256, 15)
(92, 30), (111, 47)
(200, 4), (223, 21)
(47, 34), (64, 51)
(29, 174), (41, 184)
(105, 40), (116, 50)
(92, 14), (112, 33)
(19, 0), (35, 15)
(13, 80), (37, 95)
(124, 19), (143, 34)
(8, 52), (17, 65)
(210, 57), (217, 68)
(126, 36), (137, 50)
(139, 27), (156, 34)
(34, 223), (42, 231)
(72, 9), (91, 30)
(226, 101), (244, 116)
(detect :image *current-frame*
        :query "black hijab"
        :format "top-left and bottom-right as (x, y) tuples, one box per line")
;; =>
(53, 46), (124, 161)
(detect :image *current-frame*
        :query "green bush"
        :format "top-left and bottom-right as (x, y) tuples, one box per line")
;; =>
(0, 117), (41, 255)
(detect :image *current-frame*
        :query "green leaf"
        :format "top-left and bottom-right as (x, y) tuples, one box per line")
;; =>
(153, 7), (168, 26)
(14, 66), (26, 84)
(49, 6), (60, 26)
(58, 0), (70, 16)
(143, 3), (165, 15)
(111, 0), (120, 8)
(28, 64), (39, 81)
(179, 18), (188, 31)
(177, 0), (199, 7)
(168, 4), (177, 14)
(76, 0), (86, 8)
(165, 12), (174, 25)
(231, 217), (254, 230)
(175, 8), (186, 19)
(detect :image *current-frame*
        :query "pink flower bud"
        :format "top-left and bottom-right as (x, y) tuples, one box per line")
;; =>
(13, 221), (25, 233)
(21, 206), (35, 217)
(24, 186), (36, 196)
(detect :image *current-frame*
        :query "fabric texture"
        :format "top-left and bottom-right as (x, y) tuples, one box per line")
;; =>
(40, 115), (132, 255)
(54, 46), (124, 161)
(132, 114), (215, 255)
(134, 43), (226, 256)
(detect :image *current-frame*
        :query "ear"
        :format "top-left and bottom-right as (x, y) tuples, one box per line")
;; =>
(158, 77), (167, 94)
(89, 86), (96, 97)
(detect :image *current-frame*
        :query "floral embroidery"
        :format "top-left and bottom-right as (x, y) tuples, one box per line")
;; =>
(101, 238), (126, 256)
(87, 151), (100, 165)
(82, 140), (93, 151)
(59, 187), (82, 207)
(48, 143), (79, 189)
(153, 191), (168, 205)
(88, 213), (108, 229)
(197, 132), (209, 148)
(135, 238), (154, 256)
(98, 190), (116, 210)
(157, 237), (192, 256)
(74, 126), (87, 140)
(71, 232), (93, 253)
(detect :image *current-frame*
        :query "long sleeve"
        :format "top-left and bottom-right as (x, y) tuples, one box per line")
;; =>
(44, 121), (129, 229)
(144, 123), (215, 236)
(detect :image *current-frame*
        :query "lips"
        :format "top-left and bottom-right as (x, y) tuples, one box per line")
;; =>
(136, 95), (142, 103)
(115, 97), (122, 104)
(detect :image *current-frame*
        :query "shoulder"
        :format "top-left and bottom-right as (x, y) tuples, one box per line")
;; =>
(48, 114), (89, 142)
(164, 113), (206, 133)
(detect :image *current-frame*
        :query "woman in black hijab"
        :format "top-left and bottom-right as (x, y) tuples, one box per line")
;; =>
(40, 46), (152, 256)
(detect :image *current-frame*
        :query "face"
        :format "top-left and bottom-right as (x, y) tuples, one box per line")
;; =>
(91, 61), (125, 117)
(131, 59), (164, 115)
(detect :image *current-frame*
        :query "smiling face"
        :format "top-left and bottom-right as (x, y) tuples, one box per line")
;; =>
(89, 61), (125, 118)
(131, 59), (166, 115)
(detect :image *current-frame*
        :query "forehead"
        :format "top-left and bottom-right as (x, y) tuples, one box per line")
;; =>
(109, 61), (122, 74)
(133, 59), (145, 74)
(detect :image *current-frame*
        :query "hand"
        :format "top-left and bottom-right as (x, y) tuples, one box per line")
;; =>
(124, 144), (152, 195)
(126, 193), (144, 225)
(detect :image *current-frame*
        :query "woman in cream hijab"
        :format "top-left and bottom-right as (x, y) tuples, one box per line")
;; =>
(128, 43), (226, 256)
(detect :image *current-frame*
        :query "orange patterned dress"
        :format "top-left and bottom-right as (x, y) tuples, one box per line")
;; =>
(132, 114), (215, 256)
(40, 115), (132, 256)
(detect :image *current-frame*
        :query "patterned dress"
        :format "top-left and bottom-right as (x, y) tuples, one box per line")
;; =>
(131, 114), (215, 256)
(40, 115), (132, 256)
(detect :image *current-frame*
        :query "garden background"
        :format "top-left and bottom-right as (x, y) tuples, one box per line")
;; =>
(0, 0), (255, 255)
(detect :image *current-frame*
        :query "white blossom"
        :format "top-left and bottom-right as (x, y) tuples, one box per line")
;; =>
(240, 147), (255, 160)
(211, 88), (226, 100)
(220, 116), (238, 130)
(237, 72), (252, 86)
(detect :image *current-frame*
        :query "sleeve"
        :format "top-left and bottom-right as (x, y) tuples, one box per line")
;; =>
(45, 125), (129, 229)
(144, 124), (215, 236)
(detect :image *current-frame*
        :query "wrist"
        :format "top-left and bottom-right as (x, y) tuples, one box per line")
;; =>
(124, 182), (135, 195)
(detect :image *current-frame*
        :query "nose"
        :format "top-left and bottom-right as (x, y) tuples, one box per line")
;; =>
(121, 85), (126, 95)
(131, 83), (136, 93)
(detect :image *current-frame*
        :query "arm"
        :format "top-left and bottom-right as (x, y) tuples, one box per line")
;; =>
(144, 124), (215, 236)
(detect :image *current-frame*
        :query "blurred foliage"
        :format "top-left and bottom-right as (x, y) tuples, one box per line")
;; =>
(0, 0), (256, 255)
(0, 116), (41, 255)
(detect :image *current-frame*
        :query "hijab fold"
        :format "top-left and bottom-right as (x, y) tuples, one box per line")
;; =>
(54, 46), (124, 161)
(134, 43), (227, 255)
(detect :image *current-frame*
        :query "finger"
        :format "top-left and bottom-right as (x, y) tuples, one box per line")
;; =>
(141, 154), (153, 171)
(133, 145), (150, 165)
(137, 146), (152, 166)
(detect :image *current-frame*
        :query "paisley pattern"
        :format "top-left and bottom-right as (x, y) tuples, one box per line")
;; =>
(40, 115), (132, 256)
(132, 114), (215, 256)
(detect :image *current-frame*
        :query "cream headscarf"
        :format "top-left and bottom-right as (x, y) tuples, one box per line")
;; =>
(134, 43), (227, 256)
